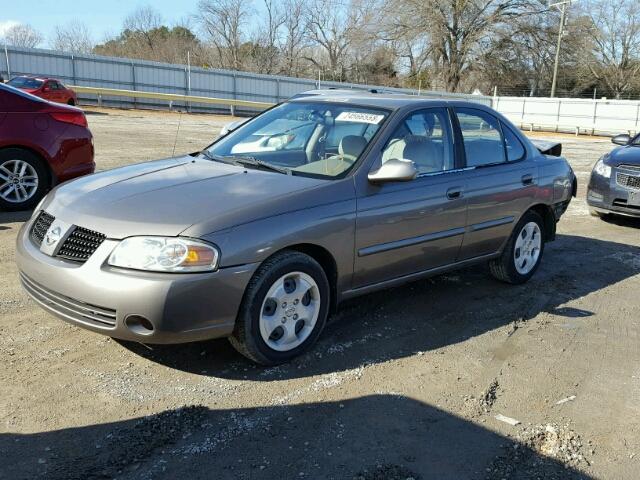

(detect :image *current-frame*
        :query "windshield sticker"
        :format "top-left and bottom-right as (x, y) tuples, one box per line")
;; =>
(336, 111), (385, 124)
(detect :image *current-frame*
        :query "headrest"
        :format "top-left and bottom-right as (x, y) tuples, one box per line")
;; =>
(339, 135), (367, 159)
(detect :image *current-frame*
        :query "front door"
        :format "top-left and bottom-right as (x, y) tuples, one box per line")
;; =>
(353, 107), (468, 288)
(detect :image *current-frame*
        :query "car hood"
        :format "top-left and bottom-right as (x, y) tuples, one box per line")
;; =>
(605, 145), (640, 167)
(43, 156), (329, 238)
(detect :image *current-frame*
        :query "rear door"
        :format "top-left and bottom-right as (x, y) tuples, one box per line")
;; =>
(454, 107), (537, 260)
(353, 107), (468, 288)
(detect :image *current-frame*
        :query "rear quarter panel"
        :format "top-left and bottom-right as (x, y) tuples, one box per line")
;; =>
(536, 154), (575, 205)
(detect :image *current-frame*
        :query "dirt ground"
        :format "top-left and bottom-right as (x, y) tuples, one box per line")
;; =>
(1, 108), (639, 480)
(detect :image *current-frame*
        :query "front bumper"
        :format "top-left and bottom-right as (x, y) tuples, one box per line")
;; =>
(16, 219), (258, 344)
(587, 169), (640, 218)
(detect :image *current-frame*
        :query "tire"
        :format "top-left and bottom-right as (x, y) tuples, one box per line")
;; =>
(0, 148), (49, 212)
(489, 210), (546, 285)
(229, 251), (330, 365)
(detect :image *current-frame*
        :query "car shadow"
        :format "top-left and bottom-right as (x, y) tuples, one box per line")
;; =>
(0, 210), (31, 225)
(599, 213), (640, 229)
(119, 233), (640, 381)
(0, 395), (592, 480)
(82, 109), (110, 116)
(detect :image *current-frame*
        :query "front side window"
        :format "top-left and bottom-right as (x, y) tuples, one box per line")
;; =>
(208, 102), (389, 178)
(381, 108), (454, 174)
(456, 108), (506, 167)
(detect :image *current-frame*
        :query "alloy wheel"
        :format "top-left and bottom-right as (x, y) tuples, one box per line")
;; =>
(0, 160), (39, 204)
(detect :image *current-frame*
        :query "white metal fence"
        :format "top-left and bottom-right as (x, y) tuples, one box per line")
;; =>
(2, 45), (638, 135)
(495, 96), (640, 136)
(1, 45), (489, 114)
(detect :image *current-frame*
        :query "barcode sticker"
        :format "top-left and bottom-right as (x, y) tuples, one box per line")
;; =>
(336, 111), (385, 124)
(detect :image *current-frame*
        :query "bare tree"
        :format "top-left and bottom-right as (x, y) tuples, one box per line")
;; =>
(250, 0), (286, 74)
(51, 20), (94, 54)
(281, 0), (308, 76)
(123, 5), (164, 53)
(387, 0), (540, 92)
(198, 0), (251, 70)
(379, 5), (432, 83)
(2, 23), (43, 48)
(304, 0), (376, 80)
(583, 0), (640, 99)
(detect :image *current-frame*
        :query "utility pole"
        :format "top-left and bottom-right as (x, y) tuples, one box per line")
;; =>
(550, 0), (576, 98)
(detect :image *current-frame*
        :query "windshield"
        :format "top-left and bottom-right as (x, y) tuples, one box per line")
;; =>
(8, 77), (44, 89)
(207, 101), (389, 178)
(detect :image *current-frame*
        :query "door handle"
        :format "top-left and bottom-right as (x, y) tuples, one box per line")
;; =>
(521, 174), (534, 185)
(446, 187), (463, 200)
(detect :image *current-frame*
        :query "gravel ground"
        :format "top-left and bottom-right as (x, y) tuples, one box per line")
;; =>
(1, 109), (639, 480)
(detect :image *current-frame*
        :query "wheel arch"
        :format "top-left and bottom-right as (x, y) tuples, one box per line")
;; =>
(524, 203), (556, 242)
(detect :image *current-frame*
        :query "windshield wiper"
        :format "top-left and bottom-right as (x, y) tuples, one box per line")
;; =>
(223, 155), (292, 175)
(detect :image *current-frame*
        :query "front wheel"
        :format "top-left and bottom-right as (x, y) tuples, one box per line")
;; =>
(489, 210), (545, 285)
(229, 251), (330, 365)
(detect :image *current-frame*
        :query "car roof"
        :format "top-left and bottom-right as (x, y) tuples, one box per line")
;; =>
(288, 89), (491, 111)
(12, 75), (55, 81)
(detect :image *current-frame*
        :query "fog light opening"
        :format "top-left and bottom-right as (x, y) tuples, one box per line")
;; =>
(125, 315), (155, 336)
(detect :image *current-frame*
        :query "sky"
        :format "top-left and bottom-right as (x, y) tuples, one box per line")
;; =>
(0, 0), (204, 47)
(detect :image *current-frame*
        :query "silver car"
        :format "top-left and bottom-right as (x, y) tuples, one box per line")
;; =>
(16, 92), (576, 365)
(587, 133), (640, 218)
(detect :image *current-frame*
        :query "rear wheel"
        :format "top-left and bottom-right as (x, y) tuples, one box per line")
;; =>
(0, 149), (48, 211)
(489, 210), (545, 285)
(229, 251), (330, 365)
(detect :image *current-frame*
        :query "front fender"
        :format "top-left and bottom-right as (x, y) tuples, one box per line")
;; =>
(202, 198), (357, 295)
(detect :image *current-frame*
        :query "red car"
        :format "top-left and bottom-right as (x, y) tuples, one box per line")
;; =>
(7, 76), (78, 106)
(0, 83), (94, 211)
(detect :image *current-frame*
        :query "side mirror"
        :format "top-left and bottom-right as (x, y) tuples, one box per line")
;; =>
(368, 158), (418, 183)
(612, 134), (631, 146)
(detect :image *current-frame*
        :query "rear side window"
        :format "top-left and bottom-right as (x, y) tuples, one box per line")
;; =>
(502, 123), (526, 161)
(456, 108), (506, 167)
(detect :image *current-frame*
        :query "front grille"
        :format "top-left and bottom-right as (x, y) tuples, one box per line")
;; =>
(616, 172), (640, 191)
(20, 273), (117, 328)
(619, 164), (640, 173)
(30, 211), (55, 247)
(57, 226), (107, 262)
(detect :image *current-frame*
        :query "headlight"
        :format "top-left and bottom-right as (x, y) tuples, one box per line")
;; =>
(593, 157), (611, 178)
(108, 237), (219, 273)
